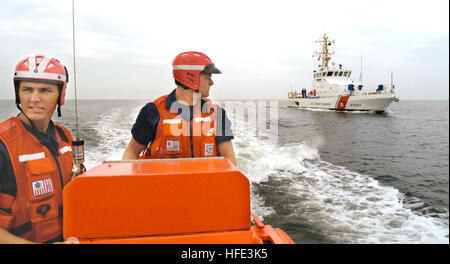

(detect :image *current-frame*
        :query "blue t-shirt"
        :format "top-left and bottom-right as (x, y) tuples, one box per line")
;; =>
(131, 89), (234, 146)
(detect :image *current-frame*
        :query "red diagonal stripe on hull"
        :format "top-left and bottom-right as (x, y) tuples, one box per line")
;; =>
(336, 96), (350, 110)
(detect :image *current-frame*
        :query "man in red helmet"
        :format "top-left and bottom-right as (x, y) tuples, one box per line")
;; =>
(0, 55), (74, 243)
(123, 51), (236, 165)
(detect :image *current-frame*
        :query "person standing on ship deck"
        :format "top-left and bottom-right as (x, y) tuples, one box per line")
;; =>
(0, 55), (74, 244)
(123, 51), (236, 165)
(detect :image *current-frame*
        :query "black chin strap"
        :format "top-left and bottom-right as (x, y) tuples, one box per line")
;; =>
(17, 106), (42, 133)
(17, 104), (47, 139)
(17, 106), (60, 157)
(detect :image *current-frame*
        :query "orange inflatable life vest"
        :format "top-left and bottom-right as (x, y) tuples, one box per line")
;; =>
(0, 117), (73, 243)
(141, 94), (218, 159)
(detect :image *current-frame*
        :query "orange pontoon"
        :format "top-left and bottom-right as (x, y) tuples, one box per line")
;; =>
(63, 157), (294, 244)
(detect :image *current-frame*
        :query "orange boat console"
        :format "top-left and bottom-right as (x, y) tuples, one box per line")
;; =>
(63, 158), (294, 244)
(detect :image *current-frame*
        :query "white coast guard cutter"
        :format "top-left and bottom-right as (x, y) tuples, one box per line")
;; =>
(288, 34), (399, 113)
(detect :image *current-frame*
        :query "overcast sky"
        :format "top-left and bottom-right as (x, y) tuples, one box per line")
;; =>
(0, 0), (448, 100)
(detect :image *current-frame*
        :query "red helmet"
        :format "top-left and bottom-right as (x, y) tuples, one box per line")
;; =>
(14, 55), (69, 107)
(172, 51), (221, 90)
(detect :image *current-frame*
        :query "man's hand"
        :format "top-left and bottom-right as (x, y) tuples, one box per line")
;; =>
(0, 227), (37, 244)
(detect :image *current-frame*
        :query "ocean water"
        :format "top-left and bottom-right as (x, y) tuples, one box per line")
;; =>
(0, 99), (448, 244)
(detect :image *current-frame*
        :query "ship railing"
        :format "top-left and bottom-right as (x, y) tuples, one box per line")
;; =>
(288, 91), (306, 99)
(349, 83), (396, 95)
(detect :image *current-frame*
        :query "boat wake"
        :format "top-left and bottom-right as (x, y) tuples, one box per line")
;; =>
(83, 105), (140, 169)
(231, 111), (449, 243)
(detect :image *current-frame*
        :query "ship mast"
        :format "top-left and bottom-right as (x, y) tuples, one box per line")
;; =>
(314, 34), (334, 70)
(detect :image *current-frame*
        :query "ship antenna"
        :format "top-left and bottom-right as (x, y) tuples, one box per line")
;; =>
(71, 0), (86, 177)
(358, 55), (363, 83)
(390, 71), (394, 92)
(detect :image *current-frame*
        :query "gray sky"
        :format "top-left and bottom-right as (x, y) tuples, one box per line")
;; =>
(0, 0), (448, 100)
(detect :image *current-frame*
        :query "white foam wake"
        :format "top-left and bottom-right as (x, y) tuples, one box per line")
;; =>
(230, 106), (448, 243)
(83, 105), (140, 169)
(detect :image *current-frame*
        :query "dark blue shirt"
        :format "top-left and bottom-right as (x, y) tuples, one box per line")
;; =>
(0, 120), (60, 196)
(131, 89), (234, 146)
(0, 140), (15, 196)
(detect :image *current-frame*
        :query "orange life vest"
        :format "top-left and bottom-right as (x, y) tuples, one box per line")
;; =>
(0, 117), (73, 243)
(141, 94), (218, 159)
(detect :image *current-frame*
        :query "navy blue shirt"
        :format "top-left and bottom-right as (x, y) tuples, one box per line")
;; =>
(131, 89), (234, 146)
(0, 120), (60, 196)
(0, 140), (15, 196)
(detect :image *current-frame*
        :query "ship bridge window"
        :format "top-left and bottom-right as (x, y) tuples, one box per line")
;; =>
(338, 71), (343, 76)
(327, 71), (333, 76)
(348, 72), (352, 77)
(334, 71), (338, 76)
(344, 72), (348, 77)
